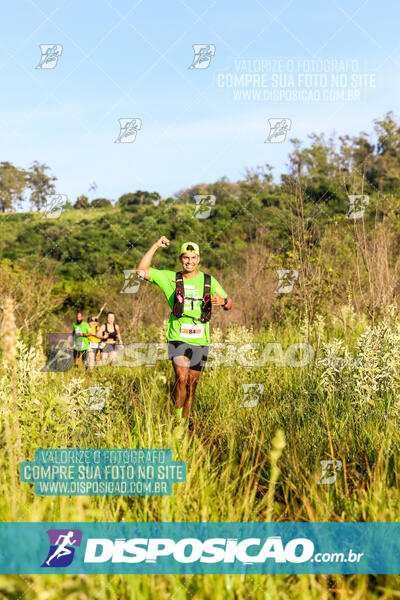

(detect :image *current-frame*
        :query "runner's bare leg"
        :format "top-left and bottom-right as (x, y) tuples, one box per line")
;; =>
(171, 356), (190, 410)
(184, 369), (201, 417)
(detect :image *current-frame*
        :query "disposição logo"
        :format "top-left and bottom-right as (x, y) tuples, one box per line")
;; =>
(41, 529), (82, 567)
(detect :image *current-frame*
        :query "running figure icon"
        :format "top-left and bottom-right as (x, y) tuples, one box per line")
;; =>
(45, 531), (77, 565)
(41, 529), (82, 568)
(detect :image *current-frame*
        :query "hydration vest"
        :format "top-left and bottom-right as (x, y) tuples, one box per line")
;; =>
(172, 272), (212, 323)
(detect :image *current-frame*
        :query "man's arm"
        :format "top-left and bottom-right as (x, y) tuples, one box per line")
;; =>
(94, 303), (107, 321)
(223, 296), (232, 311)
(136, 236), (170, 281)
(211, 277), (232, 311)
(211, 292), (232, 310)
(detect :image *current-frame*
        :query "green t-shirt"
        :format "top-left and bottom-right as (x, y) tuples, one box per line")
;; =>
(149, 268), (227, 346)
(73, 321), (91, 351)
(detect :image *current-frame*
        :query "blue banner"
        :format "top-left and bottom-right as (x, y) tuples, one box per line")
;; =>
(0, 522), (398, 574)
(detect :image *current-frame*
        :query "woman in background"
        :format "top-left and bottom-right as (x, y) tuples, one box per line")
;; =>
(97, 312), (122, 365)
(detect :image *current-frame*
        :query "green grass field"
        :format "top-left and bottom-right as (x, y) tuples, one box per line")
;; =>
(1, 311), (400, 599)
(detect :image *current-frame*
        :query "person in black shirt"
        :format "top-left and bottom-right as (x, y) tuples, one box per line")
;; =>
(97, 312), (122, 365)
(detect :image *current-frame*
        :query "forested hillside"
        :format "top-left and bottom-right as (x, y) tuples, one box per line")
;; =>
(2, 112), (400, 335)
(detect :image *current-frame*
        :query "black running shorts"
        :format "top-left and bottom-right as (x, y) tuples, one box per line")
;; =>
(167, 341), (209, 372)
(73, 349), (87, 361)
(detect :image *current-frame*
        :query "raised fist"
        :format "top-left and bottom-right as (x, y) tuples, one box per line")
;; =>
(156, 236), (170, 248)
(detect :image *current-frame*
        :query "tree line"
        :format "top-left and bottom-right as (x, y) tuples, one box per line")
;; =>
(1, 112), (400, 213)
(0, 159), (163, 212)
(0, 161), (56, 212)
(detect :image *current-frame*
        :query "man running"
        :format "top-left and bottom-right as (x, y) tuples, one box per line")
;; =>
(72, 311), (91, 368)
(136, 237), (232, 430)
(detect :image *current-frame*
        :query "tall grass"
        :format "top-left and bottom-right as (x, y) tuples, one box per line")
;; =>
(1, 310), (400, 598)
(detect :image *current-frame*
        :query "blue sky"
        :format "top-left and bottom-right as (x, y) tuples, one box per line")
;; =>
(0, 0), (399, 204)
